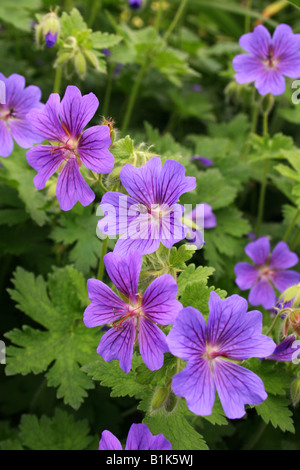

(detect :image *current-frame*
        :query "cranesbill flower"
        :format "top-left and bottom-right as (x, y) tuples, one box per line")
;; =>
(129, 0), (142, 10)
(232, 24), (300, 96)
(99, 423), (172, 450)
(0, 73), (43, 158)
(265, 335), (300, 362)
(167, 291), (276, 419)
(83, 250), (182, 373)
(45, 31), (57, 47)
(185, 203), (217, 248)
(191, 155), (213, 167)
(98, 157), (196, 255)
(234, 237), (300, 310)
(26, 85), (114, 211)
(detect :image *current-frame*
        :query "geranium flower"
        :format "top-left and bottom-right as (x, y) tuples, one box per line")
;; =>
(83, 250), (182, 373)
(234, 237), (300, 310)
(265, 335), (300, 362)
(167, 291), (276, 419)
(99, 423), (172, 450)
(129, 0), (142, 10)
(26, 85), (114, 211)
(98, 157), (196, 255)
(232, 24), (300, 95)
(0, 73), (43, 157)
(191, 155), (213, 167)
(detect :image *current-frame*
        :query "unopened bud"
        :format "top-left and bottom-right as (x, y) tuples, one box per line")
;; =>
(74, 52), (87, 79)
(151, 387), (169, 410)
(291, 377), (300, 407)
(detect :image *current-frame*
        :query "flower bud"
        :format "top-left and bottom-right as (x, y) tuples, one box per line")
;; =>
(35, 11), (60, 49)
(74, 52), (87, 79)
(291, 377), (300, 407)
(129, 0), (142, 10)
(261, 92), (275, 115)
(151, 387), (169, 410)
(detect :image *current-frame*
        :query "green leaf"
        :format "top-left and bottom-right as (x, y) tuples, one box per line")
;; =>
(177, 264), (215, 296)
(90, 31), (122, 50)
(180, 281), (226, 318)
(169, 244), (195, 270)
(0, 0), (40, 31)
(60, 8), (88, 36)
(143, 400), (208, 450)
(0, 146), (49, 226)
(5, 266), (97, 409)
(255, 395), (295, 433)
(246, 360), (292, 396)
(288, 0), (300, 8)
(19, 409), (94, 450)
(83, 354), (145, 398)
(50, 205), (101, 275)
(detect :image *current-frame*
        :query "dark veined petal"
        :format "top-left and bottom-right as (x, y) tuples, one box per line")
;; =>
(78, 125), (114, 174)
(158, 159), (196, 207)
(98, 430), (122, 450)
(142, 274), (182, 325)
(213, 358), (268, 419)
(172, 359), (215, 416)
(103, 251), (142, 301)
(125, 424), (172, 450)
(26, 145), (65, 189)
(97, 319), (136, 374)
(239, 25), (271, 58)
(56, 157), (95, 211)
(266, 335), (300, 362)
(84, 278), (127, 327)
(60, 85), (99, 137)
(138, 318), (169, 371)
(0, 120), (13, 157)
(167, 307), (207, 360)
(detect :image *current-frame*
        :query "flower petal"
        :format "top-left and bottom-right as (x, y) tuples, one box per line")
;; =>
(97, 320), (136, 374)
(120, 157), (161, 207)
(84, 278), (127, 327)
(114, 235), (161, 256)
(60, 85), (99, 137)
(125, 424), (172, 450)
(272, 24), (300, 58)
(56, 157), (95, 211)
(213, 359), (267, 419)
(0, 121), (13, 157)
(245, 236), (270, 266)
(9, 119), (43, 148)
(99, 431), (122, 450)
(142, 274), (182, 324)
(158, 159), (196, 207)
(138, 319), (168, 371)
(98, 192), (138, 236)
(239, 25), (271, 58)
(233, 54), (265, 84)
(266, 335), (300, 362)
(27, 93), (65, 141)
(269, 241), (298, 270)
(248, 278), (276, 309)
(255, 69), (286, 96)
(103, 251), (142, 300)
(272, 270), (300, 292)
(78, 125), (114, 174)
(26, 145), (65, 189)
(167, 307), (207, 360)
(172, 359), (215, 416)
(234, 262), (260, 290)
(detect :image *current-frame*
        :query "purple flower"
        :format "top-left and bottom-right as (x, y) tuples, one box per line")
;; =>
(102, 48), (111, 56)
(99, 423), (172, 450)
(191, 155), (213, 167)
(235, 237), (300, 310)
(83, 251), (182, 373)
(98, 157), (196, 255)
(0, 73), (43, 158)
(192, 84), (202, 92)
(129, 0), (142, 10)
(26, 85), (114, 211)
(185, 203), (217, 248)
(265, 335), (300, 362)
(45, 31), (57, 47)
(167, 291), (276, 419)
(233, 24), (300, 96)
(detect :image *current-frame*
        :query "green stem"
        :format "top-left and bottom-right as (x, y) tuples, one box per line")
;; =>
(283, 208), (300, 243)
(163, 0), (189, 42)
(53, 65), (63, 94)
(255, 112), (269, 237)
(266, 311), (281, 336)
(88, 0), (102, 27)
(244, 0), (252, 33)
(97, 236), (108, 281)
(291, 227), (300, 251)
(102, 63), (113, 117)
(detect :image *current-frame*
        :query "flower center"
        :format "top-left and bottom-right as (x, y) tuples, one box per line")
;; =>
(263, 47), (279, 69)
(0, 106), (15, 121)
(259, 265), (274, 281)
(148, 204), (163, 220)
(202, 343), (220, 360)
(113, 300), (143, 330)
